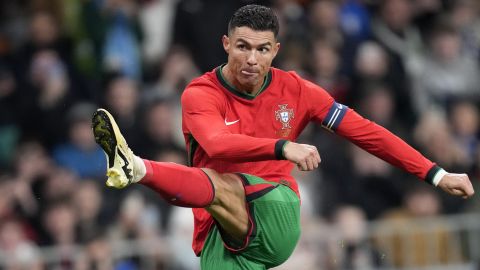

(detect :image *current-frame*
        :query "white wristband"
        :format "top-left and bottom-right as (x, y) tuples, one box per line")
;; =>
(432, 168), (448, 186)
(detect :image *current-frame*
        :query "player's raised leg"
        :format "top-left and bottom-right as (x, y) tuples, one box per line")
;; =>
(92, 109), (249, 241)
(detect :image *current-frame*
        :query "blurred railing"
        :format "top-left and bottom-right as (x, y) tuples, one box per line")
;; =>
(1, 213), (479, 269)
(369, 213), (480, 269)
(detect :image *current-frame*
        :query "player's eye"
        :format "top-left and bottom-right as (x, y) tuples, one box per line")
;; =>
(258, 47), (269, 53)
(237, 44), (247, 50)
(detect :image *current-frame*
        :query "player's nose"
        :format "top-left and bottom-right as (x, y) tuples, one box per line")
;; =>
(246, 50), (258, 65)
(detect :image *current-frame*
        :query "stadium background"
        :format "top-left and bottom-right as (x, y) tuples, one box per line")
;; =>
(0, 0), (479, 269)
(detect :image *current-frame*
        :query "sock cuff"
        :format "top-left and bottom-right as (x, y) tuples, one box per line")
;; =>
(142, 159), (154, 181)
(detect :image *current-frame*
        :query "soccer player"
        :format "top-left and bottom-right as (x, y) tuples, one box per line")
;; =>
(91, 5), (474, 270)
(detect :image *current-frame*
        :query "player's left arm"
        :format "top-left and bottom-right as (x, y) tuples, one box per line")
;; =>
(335, 109), (474, 198)
(300, 75), (474, 198)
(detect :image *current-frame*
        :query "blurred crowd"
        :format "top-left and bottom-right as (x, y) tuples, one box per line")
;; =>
(0, 0), (480, 269)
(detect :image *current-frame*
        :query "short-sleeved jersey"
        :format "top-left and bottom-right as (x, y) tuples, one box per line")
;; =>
(181, 65), (439, 256)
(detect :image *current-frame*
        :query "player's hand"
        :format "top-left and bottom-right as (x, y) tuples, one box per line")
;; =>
(437, 173), (474, 199)
(283, 142), (321, 171)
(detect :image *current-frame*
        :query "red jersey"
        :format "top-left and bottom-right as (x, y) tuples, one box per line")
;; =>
(181, 65), (438, 256)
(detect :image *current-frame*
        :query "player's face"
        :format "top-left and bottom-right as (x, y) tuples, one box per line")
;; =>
(222, 27), (280, 93)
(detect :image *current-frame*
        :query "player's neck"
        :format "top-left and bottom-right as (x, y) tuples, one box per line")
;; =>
(221, 64), (264, 96)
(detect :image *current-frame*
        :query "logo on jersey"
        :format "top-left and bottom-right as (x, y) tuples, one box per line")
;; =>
(275, 104), (294, 129)
(224, 118), (240, 126)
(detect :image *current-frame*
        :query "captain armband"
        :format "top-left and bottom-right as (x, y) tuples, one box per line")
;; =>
(321, 102), (348, 132)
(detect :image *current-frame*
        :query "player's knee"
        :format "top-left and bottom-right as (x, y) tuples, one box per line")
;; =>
(201, 169), (245, 206)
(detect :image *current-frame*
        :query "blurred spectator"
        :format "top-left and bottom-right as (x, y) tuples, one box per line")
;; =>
(412, 22), (480, 113)
(348, 143), (404, 219)
(327, 206), (386, 269)
(0, 219), (43, 270)
(41, 200), (77, 246)
(412, 0), (443, 38)
(41, 200), (78, 268)
(350, 41), (388, 108)
(339, 0), (370, 43)
(413, 108), (474, 211)
(371, 0), (424, 73)
(271, 0), (309, 47)
(41, 167), (78, 203)
(448, 100), (480, 171)
(102, 0), (143, 80)
(427, 99), (480, 212)
(449, 0), (480, 63)
(109, 191), (159, 241)
(414, 109), (469, 173)
(13, 9), (87, 108)
(167, 208), (200, 270)
(138, 0), (177, 68)
(11, 141), (53, 216)
(103, 76), (142, 149)
(309, 39), (349, 103)
(275, 41), (308, 75)
(308, 0), (343, 47)
(356, 83), (408, 139)
(0, 64), (20, 168)
(0, 180), (14, 221)
(73, 180), (104, 244)
(18, 48), (75, 148)
(17, 9), (72, 63)
(76, 234), (114, 270)
(351, 41), (389, 84)
(377, 185), (463, 268)
(351, 41), (416, 127)
(52, 103), (106, 179)
(144, 46), (200, 100)
(338, 0), (371, 75)
(370, 0), (421, 125)
(0, 2), (29, 50)
(136, 99), (181, 159)
(107, 190), (166, 268)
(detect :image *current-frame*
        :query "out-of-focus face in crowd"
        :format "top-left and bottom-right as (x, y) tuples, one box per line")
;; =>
(30, 11), (58, 46)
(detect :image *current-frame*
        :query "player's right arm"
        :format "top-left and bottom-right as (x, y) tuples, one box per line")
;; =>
(182, 86), (287, 162)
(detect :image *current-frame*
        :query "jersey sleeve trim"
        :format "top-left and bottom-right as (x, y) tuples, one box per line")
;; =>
(275, 139), (289, 160)
(425, 165), (443, 186)
(321, 102), (348, 132)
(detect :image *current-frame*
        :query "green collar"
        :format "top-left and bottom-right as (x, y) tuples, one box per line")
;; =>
(216, 64), (272, 100)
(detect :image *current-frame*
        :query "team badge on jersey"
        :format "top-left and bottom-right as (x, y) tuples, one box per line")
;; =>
(275, 104), (295, 129)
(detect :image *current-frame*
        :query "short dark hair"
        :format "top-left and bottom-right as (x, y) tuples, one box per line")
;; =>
(228, 5), (279, 38)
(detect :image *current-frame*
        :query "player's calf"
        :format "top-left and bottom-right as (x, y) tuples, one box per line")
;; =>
(92, 108), (215, 208)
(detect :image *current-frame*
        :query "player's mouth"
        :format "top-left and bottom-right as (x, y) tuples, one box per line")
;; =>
(241, 69), (259, 77)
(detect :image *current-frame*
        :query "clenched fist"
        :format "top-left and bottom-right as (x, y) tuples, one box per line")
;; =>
(438, 173), (474, 199)
(283, 142), (321, 171)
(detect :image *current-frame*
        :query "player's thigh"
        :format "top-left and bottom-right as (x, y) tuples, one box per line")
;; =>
(201, 169), (249, 240)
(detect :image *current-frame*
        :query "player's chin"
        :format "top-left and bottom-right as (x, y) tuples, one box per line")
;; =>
(239, 77), (259, 87)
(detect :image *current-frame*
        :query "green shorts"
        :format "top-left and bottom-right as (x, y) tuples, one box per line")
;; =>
(200, 173), (301, 270)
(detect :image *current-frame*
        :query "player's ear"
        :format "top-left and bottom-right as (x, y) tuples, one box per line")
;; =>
(272, 42), (280, 58)
(222, 35), (230, 53)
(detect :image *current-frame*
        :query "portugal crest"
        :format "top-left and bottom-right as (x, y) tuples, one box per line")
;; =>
(275, 104), (294, 129)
